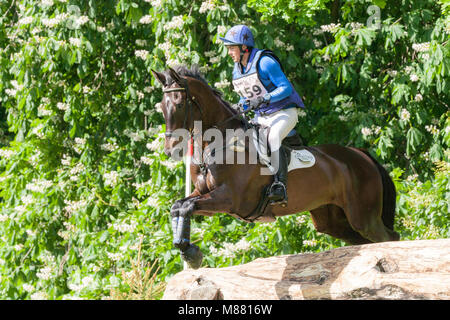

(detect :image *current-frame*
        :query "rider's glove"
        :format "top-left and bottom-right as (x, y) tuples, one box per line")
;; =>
(247, 95), (269, 110)
(231, 101), (244, 112)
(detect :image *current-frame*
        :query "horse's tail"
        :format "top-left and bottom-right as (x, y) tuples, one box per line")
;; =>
(358, 149), (397, 231)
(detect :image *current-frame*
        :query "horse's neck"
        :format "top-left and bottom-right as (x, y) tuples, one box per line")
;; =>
(193, 89), (243, 164)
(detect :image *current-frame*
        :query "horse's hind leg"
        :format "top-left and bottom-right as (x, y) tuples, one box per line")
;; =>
(342, 194), (398, 243)
(310, 205), (372, 245)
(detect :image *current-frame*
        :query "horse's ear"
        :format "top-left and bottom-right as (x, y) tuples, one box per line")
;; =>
(167, 67), (183, 85)
(151, 69), (167, 86)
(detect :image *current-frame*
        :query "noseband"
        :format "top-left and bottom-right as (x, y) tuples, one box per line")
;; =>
(162, 79), (203, 138)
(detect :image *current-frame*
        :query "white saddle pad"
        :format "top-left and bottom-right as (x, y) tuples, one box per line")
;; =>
(288, 149), (315, 171)
(227, 129), (315, 173)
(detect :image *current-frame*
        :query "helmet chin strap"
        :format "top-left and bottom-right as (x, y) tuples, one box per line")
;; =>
(239, 45), (248, 67)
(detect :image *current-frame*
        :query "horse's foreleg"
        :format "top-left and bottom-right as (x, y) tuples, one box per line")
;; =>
(172, 185), (233, 269)
(170, 188), (203, 243)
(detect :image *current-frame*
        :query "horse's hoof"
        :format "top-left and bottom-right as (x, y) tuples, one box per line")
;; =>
(181, 244), (203, 269)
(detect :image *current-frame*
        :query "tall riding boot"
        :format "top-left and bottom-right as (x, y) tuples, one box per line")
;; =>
(268, 147), (289, 206)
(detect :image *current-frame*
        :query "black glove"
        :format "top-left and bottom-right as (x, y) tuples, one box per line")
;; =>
(247, 96), (266, 110)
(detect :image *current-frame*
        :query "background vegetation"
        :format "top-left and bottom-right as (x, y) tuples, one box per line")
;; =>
(0, 0), (448, 299)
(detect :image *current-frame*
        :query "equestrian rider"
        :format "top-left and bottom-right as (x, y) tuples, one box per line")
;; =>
(219, 25), (305, 206)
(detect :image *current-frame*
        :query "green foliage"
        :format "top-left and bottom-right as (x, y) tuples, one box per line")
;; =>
(0, 0), (448, 300)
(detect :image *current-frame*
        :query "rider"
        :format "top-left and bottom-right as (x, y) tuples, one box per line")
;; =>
(219, 24), (305, 206)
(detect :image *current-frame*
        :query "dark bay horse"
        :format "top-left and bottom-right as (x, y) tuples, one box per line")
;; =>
(151, 66), (399, 269)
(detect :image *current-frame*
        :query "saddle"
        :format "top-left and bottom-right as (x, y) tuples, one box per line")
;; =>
(239, 124), (311, 223)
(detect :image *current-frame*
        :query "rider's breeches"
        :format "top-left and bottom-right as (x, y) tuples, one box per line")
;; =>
(253, 107), (299, 152)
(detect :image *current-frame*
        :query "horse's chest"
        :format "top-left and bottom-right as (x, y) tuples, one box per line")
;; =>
(194, 172), (213, 194)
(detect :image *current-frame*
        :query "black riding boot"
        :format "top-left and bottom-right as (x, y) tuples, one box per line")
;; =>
(268, 147), (288, 206)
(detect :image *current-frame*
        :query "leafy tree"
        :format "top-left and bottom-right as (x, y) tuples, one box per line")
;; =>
(0, 0), (448, 299)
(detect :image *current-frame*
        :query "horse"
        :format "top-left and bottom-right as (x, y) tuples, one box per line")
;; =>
(151, 65), (400, 269)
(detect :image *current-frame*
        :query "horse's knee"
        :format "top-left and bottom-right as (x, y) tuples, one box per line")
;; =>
(170, 200), (183, 217)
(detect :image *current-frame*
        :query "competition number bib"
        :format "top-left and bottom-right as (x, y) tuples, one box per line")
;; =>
(232, 73), (267, 99)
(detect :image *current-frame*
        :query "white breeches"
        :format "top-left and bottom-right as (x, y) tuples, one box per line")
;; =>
(253, 107), (299, 152)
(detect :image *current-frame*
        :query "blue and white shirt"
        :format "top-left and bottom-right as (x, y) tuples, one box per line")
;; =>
(232, 49), (304, 115)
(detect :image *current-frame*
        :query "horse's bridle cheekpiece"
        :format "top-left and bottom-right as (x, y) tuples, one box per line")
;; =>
(162, 78), (203, 138)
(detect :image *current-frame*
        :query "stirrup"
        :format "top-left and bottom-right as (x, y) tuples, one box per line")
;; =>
(268, 181), (288, 207)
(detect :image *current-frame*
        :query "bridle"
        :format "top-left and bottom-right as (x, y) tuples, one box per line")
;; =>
(162, 78), (203, 138)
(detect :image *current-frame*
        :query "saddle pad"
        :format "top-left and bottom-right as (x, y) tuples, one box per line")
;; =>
(288, 149), (315, 172)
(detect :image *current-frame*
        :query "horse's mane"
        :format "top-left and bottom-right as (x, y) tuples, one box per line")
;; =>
(164, 65), (237, 115)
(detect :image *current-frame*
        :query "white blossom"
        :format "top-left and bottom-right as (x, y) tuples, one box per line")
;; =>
(199, 1), (215, 13)
(387, 70), (398, 77)
(214, 79), (230, 89)
(410, 74), (419, 82)
(164, 15), (184, 30)
(31, 291), (48, 300)
(415, 93), (423, 102)
(64, 199), (87, 215)
(112, 220), (137, 233)
(36, 266), (54, 280)
(139, 15), (152, 24)
(18, 16), (33, 25)
(373, 126), (382, 135)
(210, 239), (251, 258)
(104, 171), (119, 187)
(101, 142), (118, 152)
(320, 23), (341, 33)
(274, 37), (285, 47)
(145, 0), (162, 6)
(76, 16), (89, 26)
(21, 194), (34, 206)
(40, 0), (54, 7)
(160, 160), (179, 169)
(412, 42), (430, 53)
(74, 137), (86, 145)
(313, 39), (322, 48)
(69, 162), (85, 177)
(349, 22), (363, 32)
(158, 41), (171, 52)
(22, 284), (35, 293)
(61, 154), (72, 166)
(107, 252), (124, 262)
(135, 49), (150, 60)
(41, 13), (69, 28)
(296, 215), (308, 225)
(209, 56), (220, 64)
(286, 44), (295, 51)
(69, 37), (82, 47)
(26, 179), (53, 193)
(235, 239), (251, 251)
(57, 102), (69, 111)
(297, 109), (306, 117)
(400, 108), (410, 121)
(361, 127), (373, 137)
(0, 149), (15, 159)
(217, 25), (227, 35)
(146, 138), (162, 152)
(166, 58), (180, 68)
(140, 156), (154, 165)
(407, 174), (418, 182)
(302, 239), (318, 247)
(425, 125), (440, 135)
(5, 88), (17, 97)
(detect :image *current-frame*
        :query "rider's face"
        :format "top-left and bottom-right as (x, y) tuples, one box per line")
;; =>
(227, 45), (244, 62)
